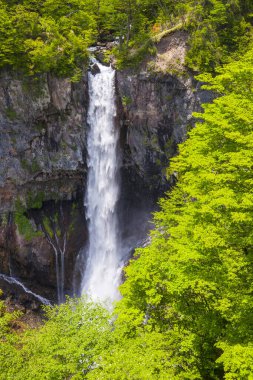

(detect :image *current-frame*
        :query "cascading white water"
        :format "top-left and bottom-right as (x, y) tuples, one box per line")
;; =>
(0, 273), (51, 305)
(81, 61), (121, 303)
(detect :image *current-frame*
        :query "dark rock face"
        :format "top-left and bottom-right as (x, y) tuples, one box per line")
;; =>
(117, 72), (211, 194)
(116, 70), (213, 248)
(116, 30), (213, 204)
(0, 71), (89, 301)
(0, 72), (88, 209)
(90, 63), (101, 76)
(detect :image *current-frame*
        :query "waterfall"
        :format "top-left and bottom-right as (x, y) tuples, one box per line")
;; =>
(0, 273), (51, 305)
(81, 61), (121, 304)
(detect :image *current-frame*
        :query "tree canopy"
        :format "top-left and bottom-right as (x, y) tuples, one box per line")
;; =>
(114, 43), (253, 379)
(0, 297), (112, 380)
(0, 0), (252, 76)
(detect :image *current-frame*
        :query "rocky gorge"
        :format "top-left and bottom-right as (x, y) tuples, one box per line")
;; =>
(0, 31), (212, 305)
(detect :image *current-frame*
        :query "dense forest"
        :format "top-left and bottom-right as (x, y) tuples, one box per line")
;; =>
(1, 0), (253, 379)
(0, 0), (252, 76)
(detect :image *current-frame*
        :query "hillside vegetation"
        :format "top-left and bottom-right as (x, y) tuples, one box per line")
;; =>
(0, 0), (252, 77)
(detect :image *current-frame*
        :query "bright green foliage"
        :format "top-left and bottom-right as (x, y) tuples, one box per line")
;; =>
(0, 297), (111, 380)
(109, 0), (253, 70)
(0, 0), (252, 75)
(216, 342), (253, 379)
(0, 291), (21, 339)
(87, 329), (201, 380)
(0, 297), (200, 379)
(0, 291), (21, 379)
(0, 0), (97, 79)
(88, 328), (203, 379)
(14, 199), (43, 241)
(185, 0), (253, 71)
(114, 45), (253, 378)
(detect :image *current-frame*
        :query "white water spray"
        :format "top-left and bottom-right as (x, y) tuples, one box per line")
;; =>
(81, 61), (121, 303)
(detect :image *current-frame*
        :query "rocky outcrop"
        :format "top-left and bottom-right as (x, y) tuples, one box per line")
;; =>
(0, 71), (89, 301)
(0, 71), (88, 209)
(117, 31), (213, 246)
(118, 71), (211, 192)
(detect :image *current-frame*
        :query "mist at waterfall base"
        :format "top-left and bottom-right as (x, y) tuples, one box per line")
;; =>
(80, 61), (123, 305)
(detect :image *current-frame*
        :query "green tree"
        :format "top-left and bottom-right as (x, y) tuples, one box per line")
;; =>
(186, 0), (253, 71)
(0, 290), (22, 380)
(114, 44), (253, 378)
(0, 297), (112, 380)
(0, 0), (97, 78)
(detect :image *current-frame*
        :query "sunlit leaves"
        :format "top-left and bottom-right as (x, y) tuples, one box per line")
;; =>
(0, 297), (111, 380)
(115, 46), (253, 377)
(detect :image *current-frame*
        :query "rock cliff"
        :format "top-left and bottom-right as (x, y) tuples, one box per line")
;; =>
(117, 31), (213, 248)
(0, 31), (213, 303)
(0, 71), (88, 301)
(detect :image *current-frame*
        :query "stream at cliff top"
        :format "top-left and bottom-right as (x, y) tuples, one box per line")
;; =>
(81, 61), (122, 304)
